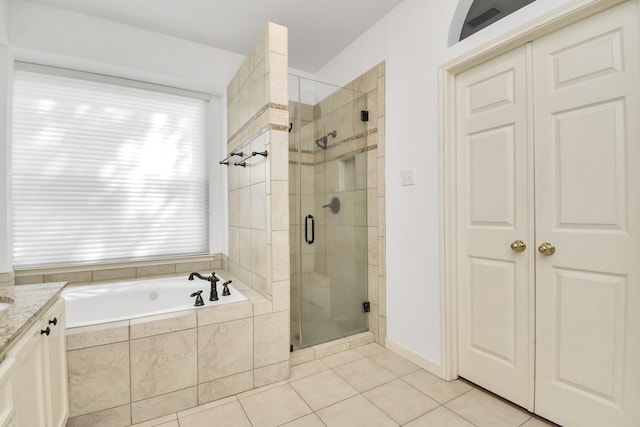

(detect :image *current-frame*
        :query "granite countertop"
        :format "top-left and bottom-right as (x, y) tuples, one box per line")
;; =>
(0, 282), (68, 362)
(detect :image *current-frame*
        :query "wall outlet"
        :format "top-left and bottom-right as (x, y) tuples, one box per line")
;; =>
(401, 169), (415, 186)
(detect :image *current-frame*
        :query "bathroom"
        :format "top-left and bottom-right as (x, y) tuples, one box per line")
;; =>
(0, 0), (638, 426)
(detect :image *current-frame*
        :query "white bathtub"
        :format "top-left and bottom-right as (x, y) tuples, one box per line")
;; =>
(63, 275), (246, 328)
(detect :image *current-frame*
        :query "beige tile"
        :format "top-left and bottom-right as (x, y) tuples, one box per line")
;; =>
(180, 400), (252, 427)
(333, 357), (396, 392)
(196, 300), (252, 326)
(130, 310), (196, 339)
(288, 359), (330, 381)
(15, 274), (44, 285)
(66, 404), (131, 427)
(271, 279), (290, 312)
(368, 226), (379, 266)
(254, 360), (290, 387)
(136, 264), (176, 278)
(238, 185), (251, 227)
(355, 342), (386, 357)
(363, 379), (439, 425)
(67, 342), (130, 417)
(252, 230), (268, 278)
(251, 182), (266, 229)
(290, 348), (315, 367)
(130, 329), (197, 401)
(44, 271), (93, 284)
(445, 388), (530, 427)
(320, 349), (364, 368)
(237, 380), (288, 399)
(348, 332), (375, 348)
(254, 310), (289, 367)
(179, 395), (237, 418)
(280, 413), (326, 427)
(311, 338), (350, 358)
(354, 66), (378, 94)
(239, 383), (312, 427)
(66, 320), (129, 350)
(268, 53), (289, 106)
(271, 180), (289, 231)
(404, 406), (475, 427)
(130, 413), (177, 427)
(521, 417), (559, 426)
(198, 371), (253, 404)
(271, 230), (290, 281)
(316, 395), (398, 427)
(131, 387), (197, 424)
(92, 267), (136, 281)
(370, 349), (421, 377)
(239, 228), (252, 269)
(402, 370), (472, 404)
(198, 317), (253, 382)
(291, 370), (358, 411)
(175, 261), (212, 274)
(379, 277), (387, 316)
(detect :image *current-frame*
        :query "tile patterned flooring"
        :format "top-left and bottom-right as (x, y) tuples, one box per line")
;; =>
(131, 343), (558, 427)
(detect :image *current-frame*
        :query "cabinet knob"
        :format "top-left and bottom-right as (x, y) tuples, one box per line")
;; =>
(49, 317), (57, 326)
(41, 327), (51, 336)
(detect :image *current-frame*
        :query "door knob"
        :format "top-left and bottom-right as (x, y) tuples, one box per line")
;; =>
(510, 240), (526, 252)
(538, 242), (556, 256)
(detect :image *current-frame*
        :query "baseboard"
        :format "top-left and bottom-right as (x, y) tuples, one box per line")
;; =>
(385, 337), (445, 379)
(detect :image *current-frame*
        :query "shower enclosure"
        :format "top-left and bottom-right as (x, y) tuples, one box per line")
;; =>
(289, 75), (369, 350)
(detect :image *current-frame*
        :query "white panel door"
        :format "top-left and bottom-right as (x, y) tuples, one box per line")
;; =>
(532, 1), (640, 426)
(455, 46), (535, 409)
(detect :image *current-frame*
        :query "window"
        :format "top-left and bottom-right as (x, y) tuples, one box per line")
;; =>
(460, 0), (536, 41)
(11, 64), (209, 268)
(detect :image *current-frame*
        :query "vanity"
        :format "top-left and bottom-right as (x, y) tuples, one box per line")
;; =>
(0, 282), (68, 427)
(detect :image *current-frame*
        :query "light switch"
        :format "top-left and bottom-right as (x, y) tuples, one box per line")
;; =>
(401, 169), (415, 186)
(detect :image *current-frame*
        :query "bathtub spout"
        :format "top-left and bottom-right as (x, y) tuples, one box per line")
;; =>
(188, 272), (208, 281)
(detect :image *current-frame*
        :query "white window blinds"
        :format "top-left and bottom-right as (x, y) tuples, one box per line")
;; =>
(11, 66), (209, 269)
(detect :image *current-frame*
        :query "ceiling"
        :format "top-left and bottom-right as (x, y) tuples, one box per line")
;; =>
(27, 0), (404, 73)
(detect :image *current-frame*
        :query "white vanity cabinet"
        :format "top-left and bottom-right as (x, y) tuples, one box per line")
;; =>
(5, 297), (68, 427)
(41, 298), (69, 427)
(0, 357), (16, 427)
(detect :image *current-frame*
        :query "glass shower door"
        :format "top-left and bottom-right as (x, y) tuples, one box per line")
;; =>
(289, 75), (368, 350)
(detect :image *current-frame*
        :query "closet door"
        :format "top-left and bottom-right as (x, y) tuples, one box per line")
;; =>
(533, 1), (640, 425)
(455, 46), (535, 409)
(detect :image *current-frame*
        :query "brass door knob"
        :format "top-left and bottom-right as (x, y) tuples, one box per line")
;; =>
(510, 240), (526, 252)
(538, 242), (556, 256)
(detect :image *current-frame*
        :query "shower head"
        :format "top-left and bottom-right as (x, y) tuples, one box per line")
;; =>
(315, 136), (328, 150)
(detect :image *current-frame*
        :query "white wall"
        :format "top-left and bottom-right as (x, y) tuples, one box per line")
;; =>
(315, 0), (576, 367)
(0, 0), (247, 271)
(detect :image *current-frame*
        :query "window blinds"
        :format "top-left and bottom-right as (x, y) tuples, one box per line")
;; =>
(11, 67), (209, 268)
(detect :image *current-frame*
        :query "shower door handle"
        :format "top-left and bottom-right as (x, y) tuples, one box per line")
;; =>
(305, 215), (315, 244)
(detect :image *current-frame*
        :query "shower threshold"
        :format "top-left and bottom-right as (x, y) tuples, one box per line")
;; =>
(290, 331), (375, 366)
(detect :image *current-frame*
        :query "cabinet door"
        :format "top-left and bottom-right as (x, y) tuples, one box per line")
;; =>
(7, 323), (47, 427)
(455, 45), (535, 409)
(0, 358), (16, 427)
(533, 1), (640, 426)
(41, 298), (69, 427)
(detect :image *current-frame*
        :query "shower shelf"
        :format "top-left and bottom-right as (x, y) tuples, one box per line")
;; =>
(235, 150), (268, 167)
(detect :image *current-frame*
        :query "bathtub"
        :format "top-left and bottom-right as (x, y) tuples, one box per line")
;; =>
(62, 275), (247, 328)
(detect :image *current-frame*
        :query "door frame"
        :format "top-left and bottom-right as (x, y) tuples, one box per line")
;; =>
(438, 0), (631, 382)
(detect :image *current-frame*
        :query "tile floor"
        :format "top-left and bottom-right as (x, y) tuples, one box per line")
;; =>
(130, 343), (558, 427)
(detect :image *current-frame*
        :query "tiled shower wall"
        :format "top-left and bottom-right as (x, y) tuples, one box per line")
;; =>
(223, 21), (291, 384)
(225, 22), (290, 310)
